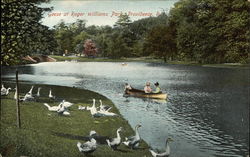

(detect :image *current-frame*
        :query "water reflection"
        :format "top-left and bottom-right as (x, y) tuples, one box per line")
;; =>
(1, 62), (249, 157)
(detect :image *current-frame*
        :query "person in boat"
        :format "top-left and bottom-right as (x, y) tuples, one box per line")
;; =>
(153, 82), (162, 93)
(124, 83), (132, 94)
(144, 82), (152, 93)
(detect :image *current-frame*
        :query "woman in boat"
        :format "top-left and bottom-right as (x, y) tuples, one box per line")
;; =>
(144, 82), (152, 93)
(153, 82), (162, 93)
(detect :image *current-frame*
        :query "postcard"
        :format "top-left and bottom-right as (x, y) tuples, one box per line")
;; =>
(1, 0), (249, 157)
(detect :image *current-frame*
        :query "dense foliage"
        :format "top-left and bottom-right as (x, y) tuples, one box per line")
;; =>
(2, 0), (249, 65)
(169, 0), (250, 63)
(52, 0), (249, 63)
(1, 0), (57, 65)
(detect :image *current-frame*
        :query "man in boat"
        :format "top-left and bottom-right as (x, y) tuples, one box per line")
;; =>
(153, 82), (162, 93)
(124, 83), (132, 94)
(144, 82), (152, 93)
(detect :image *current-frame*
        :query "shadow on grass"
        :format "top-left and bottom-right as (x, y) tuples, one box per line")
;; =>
(51, 131), (87, 141)
(114, 148), (131, 153)
(51, 131), (111, 145)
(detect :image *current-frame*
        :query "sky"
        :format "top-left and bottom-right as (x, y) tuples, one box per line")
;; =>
(40, 0), (179, 28)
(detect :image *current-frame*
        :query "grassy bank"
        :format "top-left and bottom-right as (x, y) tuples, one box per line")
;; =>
(50, 55), (249, 68)
(0, 83), (150, 157)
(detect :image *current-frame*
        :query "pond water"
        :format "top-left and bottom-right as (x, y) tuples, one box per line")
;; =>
(1, 62), (249, 157)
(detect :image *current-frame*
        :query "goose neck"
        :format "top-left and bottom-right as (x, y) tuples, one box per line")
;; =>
(135, 126), (140, 138)
(116, 130), (121, 139)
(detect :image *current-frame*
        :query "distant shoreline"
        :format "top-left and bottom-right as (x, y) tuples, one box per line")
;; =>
(50, 55), (250, 69)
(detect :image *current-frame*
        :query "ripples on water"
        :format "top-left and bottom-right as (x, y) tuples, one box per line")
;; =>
(1, 62), (249, 157)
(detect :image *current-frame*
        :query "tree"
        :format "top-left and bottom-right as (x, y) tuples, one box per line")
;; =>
(83, 39), (98, 57)
(106, 34), (129, 59)
(168, 0), (250, 63)
(144, 24), (176, 62)
(114, 13), (131, 28)
(1, 0), (56, 65)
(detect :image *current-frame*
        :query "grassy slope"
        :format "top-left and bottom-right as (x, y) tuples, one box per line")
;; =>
(0, 83), (150, 157)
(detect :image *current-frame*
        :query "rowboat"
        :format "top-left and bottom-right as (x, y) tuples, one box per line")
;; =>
(124, 88), (168, 100)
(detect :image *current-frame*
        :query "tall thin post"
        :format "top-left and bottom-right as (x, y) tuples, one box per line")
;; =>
(16, 70), (21, 128)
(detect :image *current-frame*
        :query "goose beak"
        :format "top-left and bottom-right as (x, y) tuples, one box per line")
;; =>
(138, 124), (142, 128)
(167, 138), (174, 142)
(118, 127), (123, 131)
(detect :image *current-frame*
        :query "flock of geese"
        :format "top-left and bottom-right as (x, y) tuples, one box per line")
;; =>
(1, 83), (173, 157)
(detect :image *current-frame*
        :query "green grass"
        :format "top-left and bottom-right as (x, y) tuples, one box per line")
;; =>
(0, 83), (151, 157)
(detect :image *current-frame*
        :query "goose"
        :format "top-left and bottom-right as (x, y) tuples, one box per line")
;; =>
(90, 107), (103, 118)
(99, 100), (112, 112)
(1, 87), (11, 96)
(123, 124), (142, 149)
(149, 137), (173, 157)
(57, 103), (70, 116)
(27, 86), (34, 96)
(98, 109), (117, 117)
(106, 127), (123, 150)
(21, 94), (35, 101)
(43, 103), (61, 111)
(87, 99), (104, 117)
(60, 100), (73, 108)
(1, 84), (7, 93)
(49, 89), (55, 99)
(89, 130), (97, 137)
(20, 86), (35, 101)
(77, 138), (97, 154)
(35, 87), (41, 97)
(14, 88), (25, 100)
(87, 130), (110, 145)
(78, 105), (86, 110)
(86, 99), (96, 111)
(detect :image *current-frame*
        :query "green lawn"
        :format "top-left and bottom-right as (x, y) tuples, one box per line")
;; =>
(0, 83), (151, 157)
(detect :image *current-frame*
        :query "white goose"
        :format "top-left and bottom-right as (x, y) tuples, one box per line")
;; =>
(77, 138), (97, 154)
(49, 89), (55, 99)
(57, 103), (70, 116)
(149, 137), (173, 157)
(99, 100), (112, 112)
(123, 124), (142, 149)
(1, 84), (7, 93)
(98, 109), (117, 117)
(60, 100), (73, 108)
(78, 105), (86, 110)
(21, 86), (35, 101)
(86, 99), (96, 111)
(106, 127), (123, 150)
(14, 87), (24, 100)
(1, 87), (11, 96)
(35, 87), (41, 97)
(43, 103), (61, 111)
(87, 99), (101, 117)
(27, 86), (34, 96)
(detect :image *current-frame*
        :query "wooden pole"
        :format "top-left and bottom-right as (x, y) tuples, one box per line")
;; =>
(16, 70), (21, 128)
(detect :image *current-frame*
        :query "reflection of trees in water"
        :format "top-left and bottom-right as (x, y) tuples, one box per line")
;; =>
(2, 65), (35, 76)
(168, 70), (249, 155)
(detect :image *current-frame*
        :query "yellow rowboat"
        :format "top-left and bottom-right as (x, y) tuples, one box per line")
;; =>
(124, 88), (168, 100)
